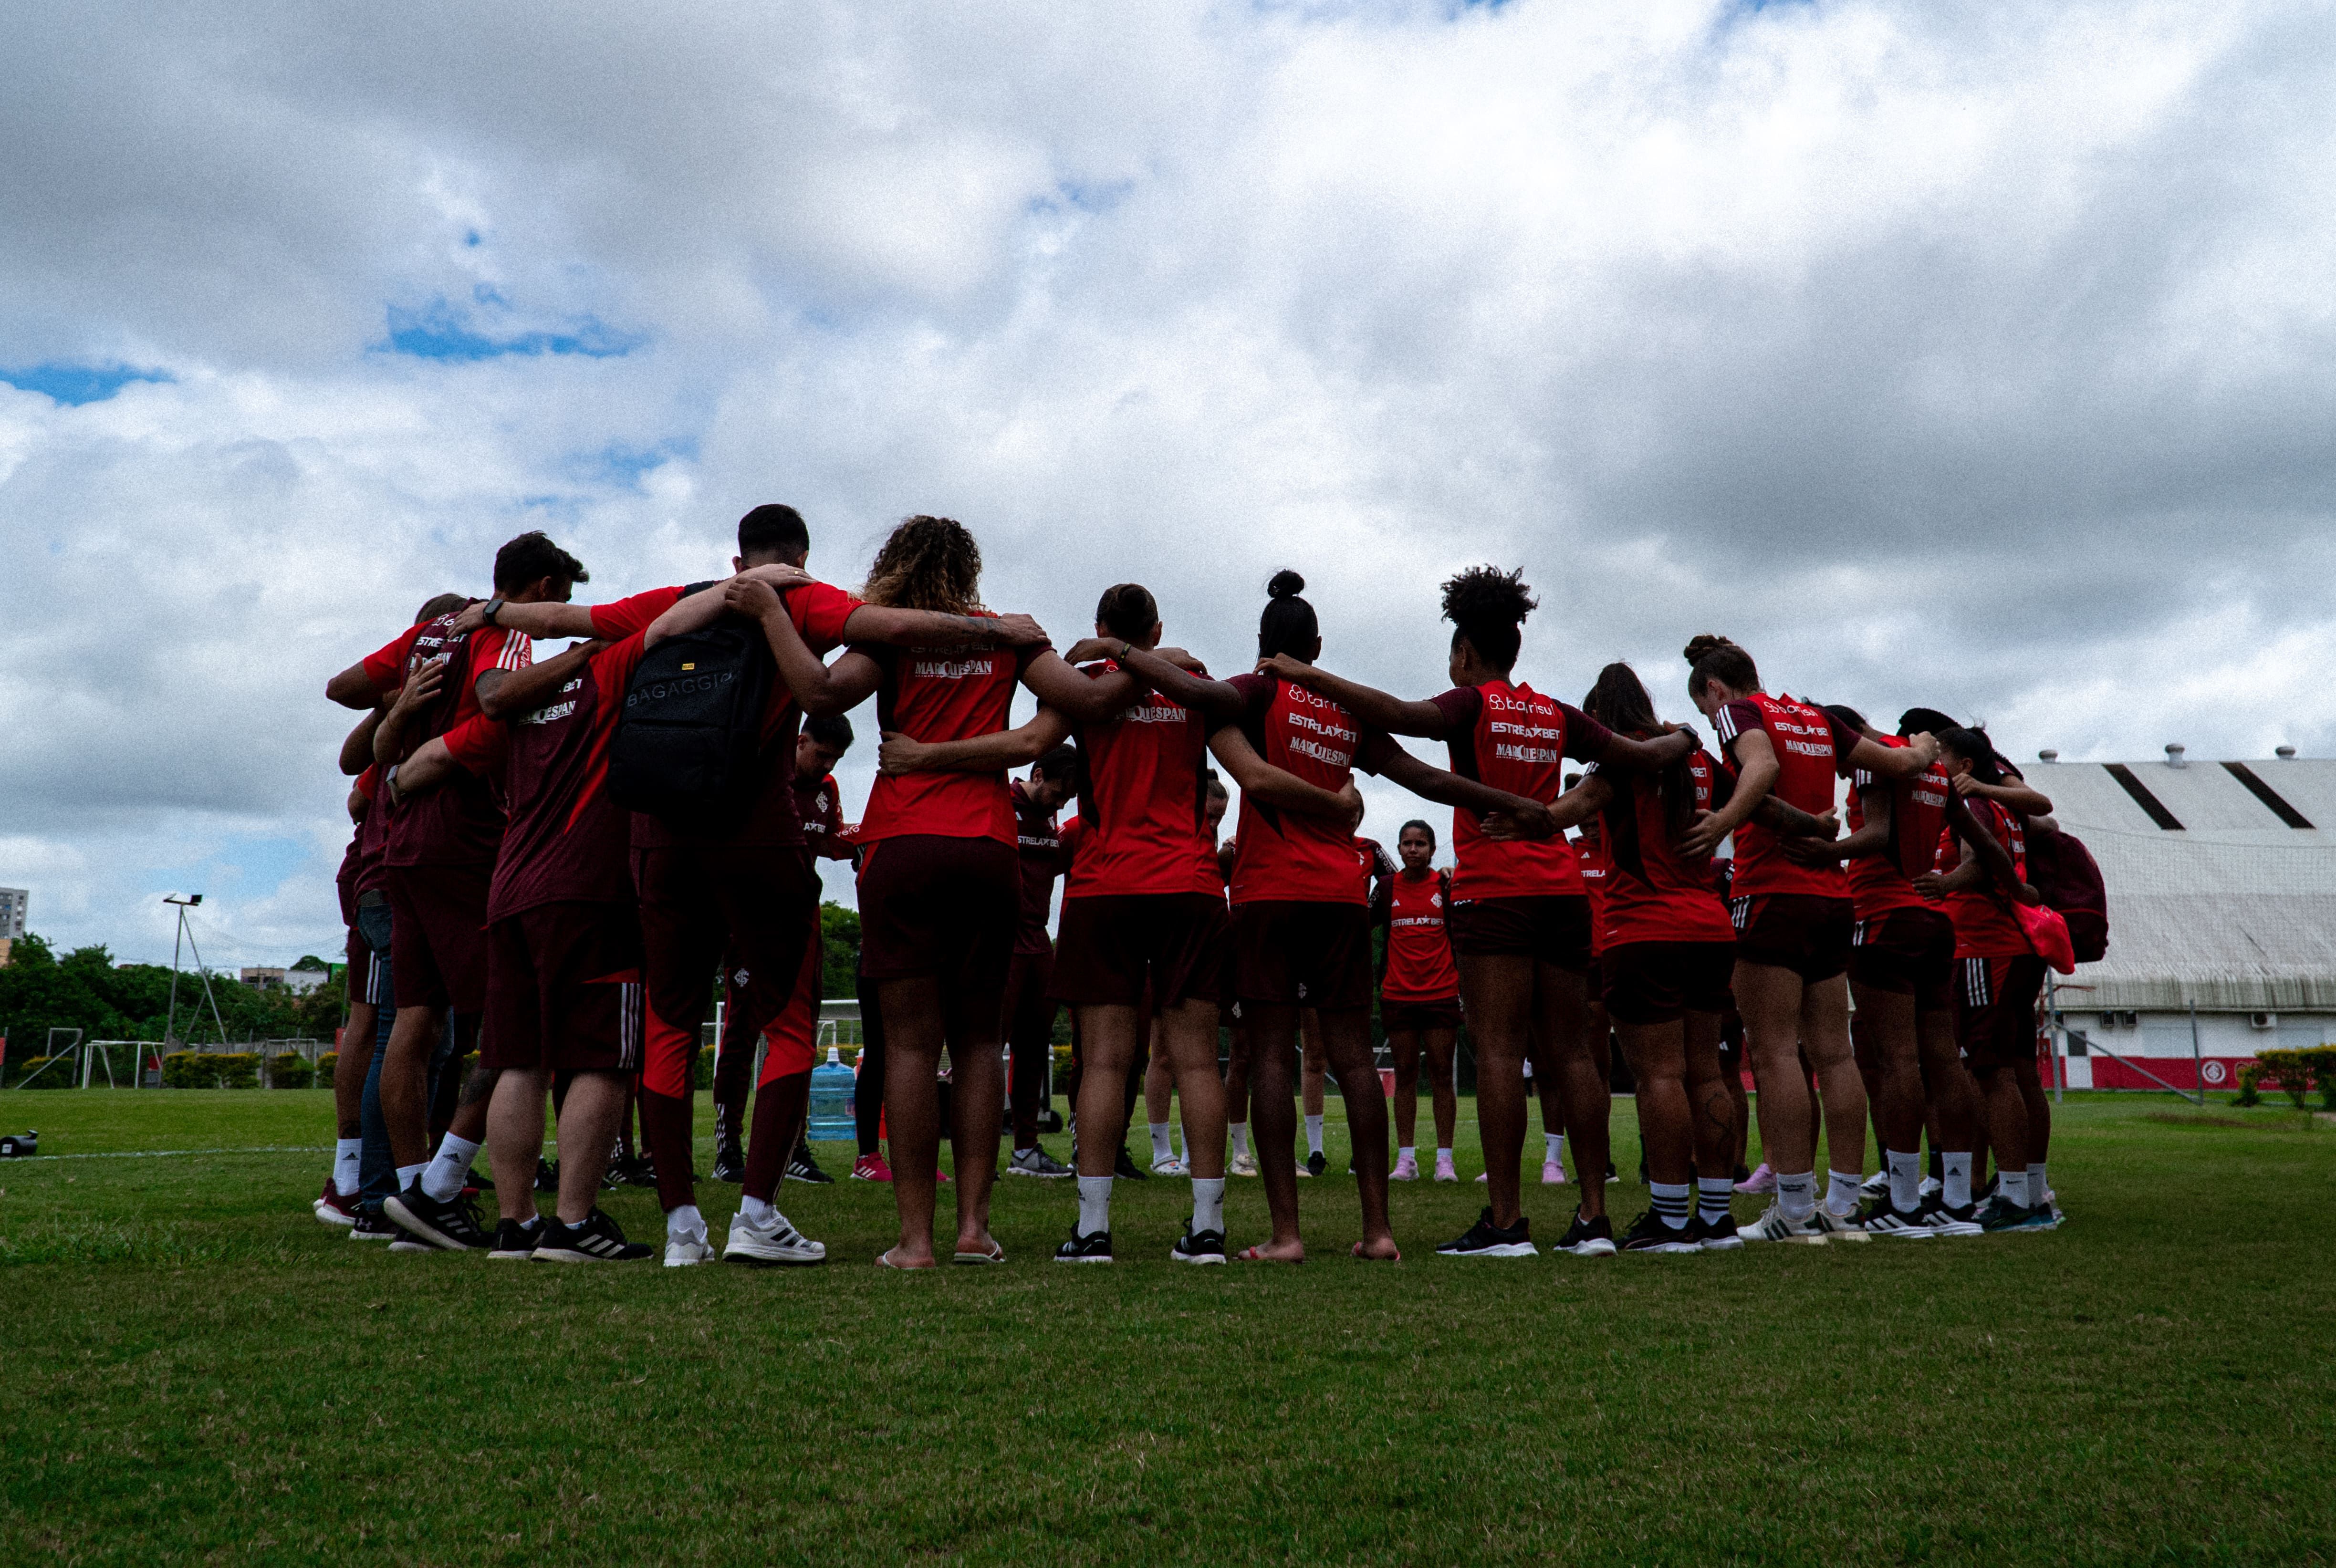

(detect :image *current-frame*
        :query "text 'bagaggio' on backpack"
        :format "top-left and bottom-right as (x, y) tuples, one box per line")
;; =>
(607, 582), (778, 829)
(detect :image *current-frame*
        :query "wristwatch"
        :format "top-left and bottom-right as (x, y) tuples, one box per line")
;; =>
(483, 598), (507, 626)
(1118, 641), (1135, 664)
(385, 763), (403, 807)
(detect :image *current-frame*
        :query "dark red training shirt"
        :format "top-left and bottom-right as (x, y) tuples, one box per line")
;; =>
(482, 635), (646, 922)
(1064, 660), (1219, 900)
(1011, 780), (1065, 955)
(1938, 796), (2029, 959)
(1221, 673), (1394, 905)
(1380, 868), (1459, 1002)
(1713, 691), (1856, 901)
(382, 613), (528, 868)
(856, 629), (1048, 846)
(1586, 747), (1737, 948)
(1428, 681), (1613, 902)
(1845, 735), (1951, 922)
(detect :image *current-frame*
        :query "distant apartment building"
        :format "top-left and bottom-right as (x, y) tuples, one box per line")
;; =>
(0, 886), (25, 940)
(242, 964), (327, 996)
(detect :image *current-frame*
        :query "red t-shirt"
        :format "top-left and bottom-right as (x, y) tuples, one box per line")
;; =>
(1380, 869), (1460, 1002)
(1064, 661), (1219, 900)
(1939, 797), (2029, 958)
(855, 630), (1048, 846)
(1011, 780), (1064, 955)
(1585, 748), (1737, 947)
(1427, 681), (1613, 902)
(1221, 673), (1394, 905)
(484, 636), (645, 922)
(632, 580), (866, 850)
(1575, 818), (1609, 956)
(379, 613), (531, 867)
(345, 764), (391, 904)
(588, 586), (687, 640)
(1714, 692), (1856, 900)
(1845, 736), (1951, 921)
(794, 771), (850, 862)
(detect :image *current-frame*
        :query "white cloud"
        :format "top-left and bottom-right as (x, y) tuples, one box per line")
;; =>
(4, 0), (2336, 960)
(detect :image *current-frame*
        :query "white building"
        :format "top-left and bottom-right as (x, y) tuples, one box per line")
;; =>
(0, 886), (25, 941)
(2032, 748), (2336, 1092)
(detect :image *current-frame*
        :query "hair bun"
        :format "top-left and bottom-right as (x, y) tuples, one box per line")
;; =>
(1682, 633), (1734, 665)
(1267, 569), (1306, 599)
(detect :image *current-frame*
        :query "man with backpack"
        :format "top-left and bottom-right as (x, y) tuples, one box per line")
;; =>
(465, 504), (1046, 1265)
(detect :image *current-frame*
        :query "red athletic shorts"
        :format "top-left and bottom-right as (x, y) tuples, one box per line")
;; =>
(1728, 893), (1853, 983)
(739, 913), (824, 1086)
(1955, 954), (2046, 1071)
(481, 901), (645, 1073)
(1601, 940), (1736, 1025)
(386, 861), (492, 1012)
(1231, 901), (1372, 1010)
(1050, 893), (1229, 1009)
(1447, 894), (1592, 970)
(633, 843), (818, 1100)
(857, 834), (1019, 1022)
(1849, 907), (1956, 1013)
(1380, 996), (1462, 1032)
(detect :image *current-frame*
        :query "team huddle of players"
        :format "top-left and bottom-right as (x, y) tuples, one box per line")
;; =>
(313, 504), (2067, 1267)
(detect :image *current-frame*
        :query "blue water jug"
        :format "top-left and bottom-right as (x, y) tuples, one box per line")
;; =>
(806, 1046), (856, 1142)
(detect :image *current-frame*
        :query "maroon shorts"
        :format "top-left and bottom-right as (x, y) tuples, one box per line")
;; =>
(1955, 954), (2046, 1071)
(1728, 893), (1853, 983)
(386, 861), (492, 1012)
(344, 927), (386, 1010)
(1380, 996), (1462, 1032)
(482, 901), (646, 1073)
(1003, 948), (1059, 1051)
(633, 843), (818, 1099)
(1601, 940), (1737, 1026)
(1231, 901), (1373, 1010)
(1850, 906), (1956, 1013)
(858, 834), (1019, 1021)
(1448, 894), (1592, 970)
(1051, 893), (1229, 1009)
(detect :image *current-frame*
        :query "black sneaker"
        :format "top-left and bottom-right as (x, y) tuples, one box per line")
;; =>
(1686, 1210), (1743, 1251)
(349, 1208), (397, 1242)
(623, 1153), (657, 1189)
(1170, 1222), (1227, 1266)
(1553, 1209), (1618, 1257)
(711, 1143), (746, 1184)
(384, 1183), (491, 1250)
(488, 1217), (542, 1260)
(1008, 1145), (1074, 1178)
(465, 1165), (493, 1191)
(532, 1208), (653, 1262)
(785, 1146), (835, 1185)
(1436, 1206), (1536, 1257)
(1856, 1198), (1930, 1239)
(1307, 1150), (1329, 1178)
(1975, 1194), (2033, 1233)
(1054, 1227), (1114, 1263)
(1617, 1207), (1697, 1254)
(1113, 1147), (1149, 1181)
(1917, 1194), (1984, 1237)
(534, 1157), (560, 1194)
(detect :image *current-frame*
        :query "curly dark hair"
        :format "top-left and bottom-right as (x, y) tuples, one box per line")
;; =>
(1683, 634), (1759, 700)
(1440, 565), (1537, 671)
(861, 515), (984, 614)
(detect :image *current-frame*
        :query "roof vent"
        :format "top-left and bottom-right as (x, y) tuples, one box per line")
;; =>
(2038, 748), (2059, 763)
(2165, 743), (2187, 768)
(2277, 745), (2297, 759)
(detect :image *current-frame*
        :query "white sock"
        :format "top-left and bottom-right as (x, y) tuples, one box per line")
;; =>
(1943, 1153), (1972, 1209)
(1887, 1149), (1920, 1214)
(1398, 1145), (1415, 1162)
(333, 1138), (362, 1197)
(1192, 1176), (1226, 1234)
(1999, 1169), (2029, 1207)
(1305, 1115), (1325, 1158)
(1436, 1146), (1453, 1163)
(420, 1135), (480, 1202)
(1919, 1174), (1942, 1199)
(1546, 1132), (1563, 1163)
(1077, 1174), (1113, 1236)
(1649, 1180), (1690, 1230)
(1149, 1121), (1174, 1163)
(396, 1161), (426, 1192)
(667, 1203), (705, 1240)
(741, 1194), (775, 1225)
(1697, 1175), (1734, 1224)
(1230, 1123), (1251, 1160)
(1824, 1169), (1861, 1217)
(2027, 1161), (2049, 1203)
(1775, 1169), (1816, 1221)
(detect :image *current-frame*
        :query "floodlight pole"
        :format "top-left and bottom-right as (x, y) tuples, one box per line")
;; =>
(2189, 998), (2202, 1101)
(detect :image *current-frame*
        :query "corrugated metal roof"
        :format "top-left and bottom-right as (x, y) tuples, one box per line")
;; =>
(2027, 757), (2336, 1009)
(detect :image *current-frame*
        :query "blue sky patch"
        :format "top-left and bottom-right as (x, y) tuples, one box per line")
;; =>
(0, 362), (175, 405)
(379, 298), (645, 361)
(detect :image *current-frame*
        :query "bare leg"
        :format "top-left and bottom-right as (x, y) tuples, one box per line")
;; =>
(486, 1068), (550, 1224)
(380, 1004), (447, 1167)
(1299, 1010), (1327, 1118)
(1072, 1005), (1141, 1178)
(1224, 1015), (1251, 1137)
(1853, 982), (1925, 1173)
(1617, 1017), (1691, 1186)
(1537, 962), (1603, 1218)
(1242, 1004), (1305, 1259)
(1682, 1010), (1734, 1179)
(1318, 1007), (1397, 1256)
(1425, 1028), (1458, 1151)
(336, 999), (376, 1140)
(1801, 974), (1867, 1182)
(1458, 954), (1534, 1228)
(1388, 1028), (1422, 1150)
(942, 979), (1005, 1255)
(877, 976), (948, 1268)
(552, 1071), (627, 1225)
(1733, 960), (1815, 1175)
(1978, 1065), (2029, 1181)
(1161, 998), (1226, 1178)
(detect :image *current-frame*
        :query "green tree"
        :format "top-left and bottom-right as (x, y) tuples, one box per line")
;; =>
(818, 901), (861, 1002)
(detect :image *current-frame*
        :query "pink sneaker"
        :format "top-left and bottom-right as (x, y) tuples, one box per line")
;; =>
(1542, 1158), (1567, 1185)
(851, 1153), (894, 1183)
(1434, 1153), (1457, 1182)
(1391, 1151), (1420, 1181)
(1735, 1162), (1775, 1195)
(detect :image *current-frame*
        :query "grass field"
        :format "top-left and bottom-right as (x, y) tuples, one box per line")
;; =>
(1, 1089), (2331, 1566)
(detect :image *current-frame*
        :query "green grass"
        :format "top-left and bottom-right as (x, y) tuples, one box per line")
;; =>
(0, 1089), (2330, 1565)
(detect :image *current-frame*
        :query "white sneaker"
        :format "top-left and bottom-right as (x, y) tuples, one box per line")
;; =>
(1808, 1206), (1870, 1242)
(1229, 1150), (1259, 1177)
(723, 1208), (826, 1267)
(1859, 1170), (1890, 1200)
(1542, 1158), (1567, 1185)
(1433, 1153), (1457, 1182)
(664, 1231), (716, 1268)
(1742, 1203), (1827, 1244)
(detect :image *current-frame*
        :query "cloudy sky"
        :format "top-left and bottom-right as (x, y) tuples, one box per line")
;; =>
(5, 0), (2334, 966)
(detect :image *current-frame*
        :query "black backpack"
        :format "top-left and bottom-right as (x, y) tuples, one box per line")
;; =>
(606, 583), (777, 826)
(2025, 821), (2109, 964)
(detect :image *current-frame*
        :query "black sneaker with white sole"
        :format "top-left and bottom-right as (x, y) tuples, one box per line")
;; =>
(532, 1208), (654, 1262)
(710, 1143), (746, 1184)
(1170, 1223), (1227, 1265)
(1856, 1199), (1931, 1238)
(534, 1157), (560, 1194)
(384, 1183), (491, 1251)
(1553, 1210), (1618, 1257)
(1686, 1210), (1743, 1251)
(1113, 1147), (1149, 1181)
(785, 1146), (835, 1184)
(1616, 1208), (1697, 1254)
(349, 1208), (398, 1242)
(1008, 1146), (1074, 1178)
(1307, 1150), (1329, 1178)
(488, 1217), (543, 1260)
(1436, 1206), (1536, 1257)
(1054, 1227), (1114, 1263)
